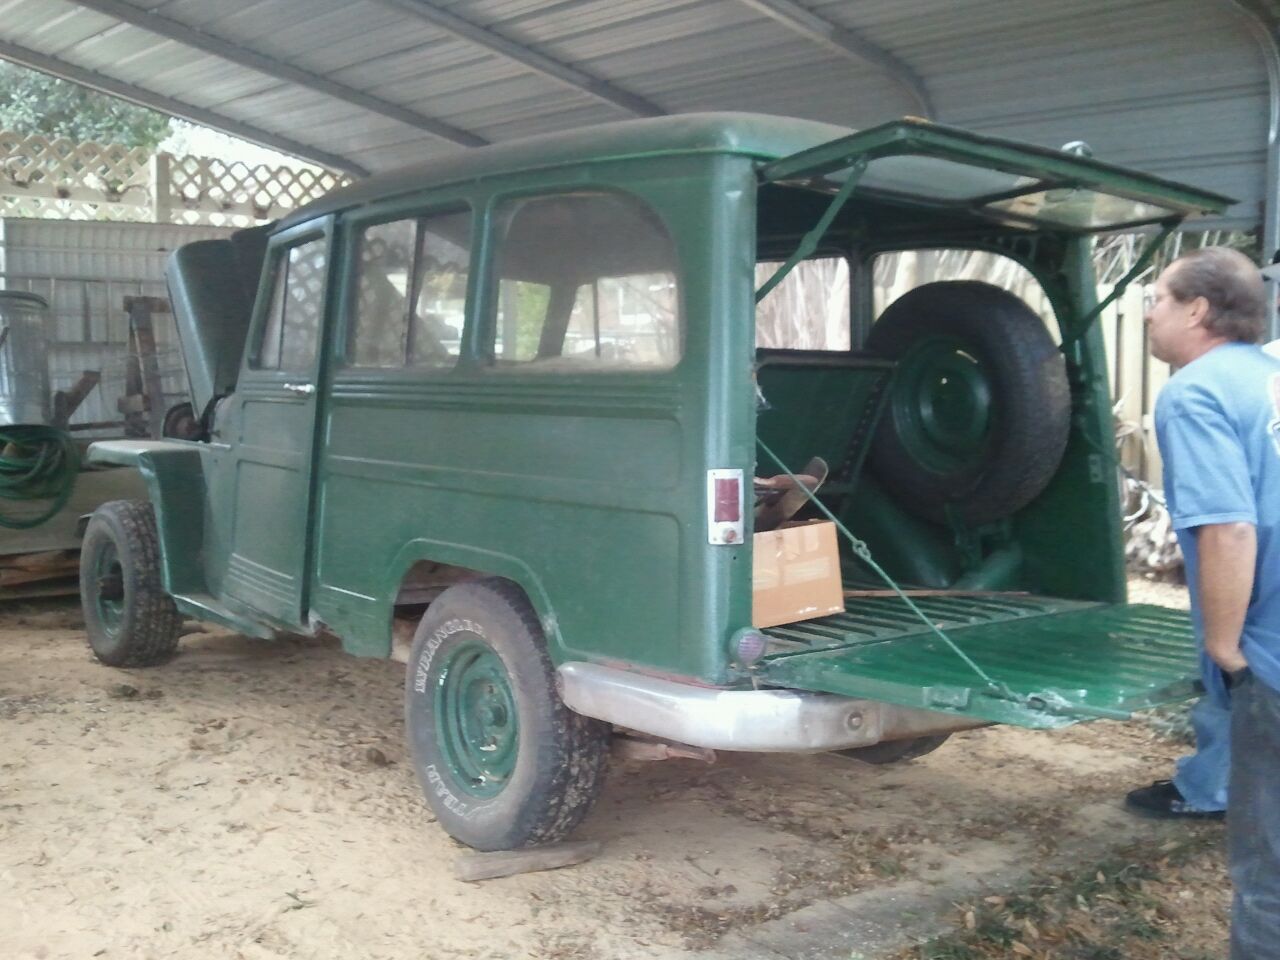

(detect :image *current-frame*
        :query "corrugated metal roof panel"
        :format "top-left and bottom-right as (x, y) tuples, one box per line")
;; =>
(0, 0), (1269, 230)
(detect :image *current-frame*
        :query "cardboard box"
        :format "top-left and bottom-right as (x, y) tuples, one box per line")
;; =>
(752, 519), (845, 628)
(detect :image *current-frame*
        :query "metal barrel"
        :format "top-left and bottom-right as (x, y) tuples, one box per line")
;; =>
(0, 291), (52, 427)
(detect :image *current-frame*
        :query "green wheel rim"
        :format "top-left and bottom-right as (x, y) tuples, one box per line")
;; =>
(93, 540), (125, 635)
(433, 639), (518, 799)
(889, 336), (994, 473)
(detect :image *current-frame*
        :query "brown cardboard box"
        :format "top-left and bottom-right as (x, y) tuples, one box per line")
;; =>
(752, 519), (845, 628)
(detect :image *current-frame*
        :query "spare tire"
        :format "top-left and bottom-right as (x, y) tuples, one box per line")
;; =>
(865, 281), (1070, 527)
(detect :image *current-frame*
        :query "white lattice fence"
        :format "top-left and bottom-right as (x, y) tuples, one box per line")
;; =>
(0, 131), (349, 225)
(163, 155), (347, 226)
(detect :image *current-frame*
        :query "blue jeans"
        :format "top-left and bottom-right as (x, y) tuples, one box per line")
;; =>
(1229, 674), (1280, 960)
(1172, 696), (1231, 812)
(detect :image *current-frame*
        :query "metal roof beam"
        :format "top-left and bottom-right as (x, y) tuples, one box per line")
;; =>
(1227, 0), (1280, 339)
(66, 0), (486, 149)
(370, 0), (664, 118)
(735, 0), (935, 119)
(0, 39), (370, 175)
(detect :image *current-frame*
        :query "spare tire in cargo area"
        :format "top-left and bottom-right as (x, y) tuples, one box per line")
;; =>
(865, 281), (1070, 527)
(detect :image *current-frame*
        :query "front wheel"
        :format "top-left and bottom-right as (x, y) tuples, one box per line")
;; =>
(79, 499), (182, 667)
(404, 578), (610, 850)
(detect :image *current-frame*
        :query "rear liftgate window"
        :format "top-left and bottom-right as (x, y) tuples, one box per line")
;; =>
(755, 257), (850, 351)
(487, 192), (680, 371)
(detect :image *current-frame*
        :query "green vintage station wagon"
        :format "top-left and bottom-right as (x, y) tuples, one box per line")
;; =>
(79, 113), (1227, 850)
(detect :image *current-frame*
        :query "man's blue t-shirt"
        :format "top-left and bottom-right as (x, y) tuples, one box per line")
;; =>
(1156, 341), (1280, 700)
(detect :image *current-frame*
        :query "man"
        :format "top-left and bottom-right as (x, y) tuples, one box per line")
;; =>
(1139, 247), (1280, 959)
(1126, 254), (1280, 822)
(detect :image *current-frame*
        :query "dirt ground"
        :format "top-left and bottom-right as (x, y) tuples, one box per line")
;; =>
(0, 579), (1229, 960)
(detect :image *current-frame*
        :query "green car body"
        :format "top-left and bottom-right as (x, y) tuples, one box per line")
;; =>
(82, 113), (1229, 848)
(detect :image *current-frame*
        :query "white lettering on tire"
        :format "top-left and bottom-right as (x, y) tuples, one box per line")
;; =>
(413, 617), (484, 693)
(424, 764), (475, 819)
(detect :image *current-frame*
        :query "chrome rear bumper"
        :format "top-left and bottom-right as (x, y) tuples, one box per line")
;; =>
(558, 661), (982, 753)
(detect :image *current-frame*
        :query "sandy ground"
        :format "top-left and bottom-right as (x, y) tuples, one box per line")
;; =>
(0, 579), (1228, 960)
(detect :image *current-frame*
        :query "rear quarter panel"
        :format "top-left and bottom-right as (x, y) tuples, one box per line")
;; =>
(309, 155), (759, 684)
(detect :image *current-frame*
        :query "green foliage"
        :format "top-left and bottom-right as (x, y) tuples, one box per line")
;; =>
(0, 63), (170, 149)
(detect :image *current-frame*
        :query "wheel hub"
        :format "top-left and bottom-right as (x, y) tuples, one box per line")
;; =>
(93, 542), (125, 633)
(891, 338), (993, 473)
(433, 640), (518, 798)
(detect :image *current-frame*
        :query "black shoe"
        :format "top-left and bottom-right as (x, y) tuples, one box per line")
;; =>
(1124, 780), (1225, 821)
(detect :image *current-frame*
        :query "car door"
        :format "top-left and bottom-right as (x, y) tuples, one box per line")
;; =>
(220, 219), (332, 626)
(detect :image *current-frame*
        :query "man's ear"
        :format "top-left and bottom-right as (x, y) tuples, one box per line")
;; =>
(1187, 295), (1212, 330)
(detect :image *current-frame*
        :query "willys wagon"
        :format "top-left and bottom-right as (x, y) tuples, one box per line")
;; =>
(78, 114), (1227, 850)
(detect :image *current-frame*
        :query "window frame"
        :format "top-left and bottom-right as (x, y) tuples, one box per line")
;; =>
(340, 201), (475, 373)
(753, 253), (853, 353)
(244, 217), (333, 376)
(478, 187), (685, 375)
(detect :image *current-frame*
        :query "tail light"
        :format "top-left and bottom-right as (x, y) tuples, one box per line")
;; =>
(707, 469), (744, 544)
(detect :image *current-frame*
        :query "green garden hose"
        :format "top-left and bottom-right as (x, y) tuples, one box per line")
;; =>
(0, 425), (81, 530)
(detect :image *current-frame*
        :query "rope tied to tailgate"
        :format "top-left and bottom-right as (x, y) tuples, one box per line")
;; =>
(757, 438), (1014, 699)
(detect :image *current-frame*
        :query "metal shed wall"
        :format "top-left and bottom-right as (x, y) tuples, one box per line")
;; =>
(0, 219), (232, 427)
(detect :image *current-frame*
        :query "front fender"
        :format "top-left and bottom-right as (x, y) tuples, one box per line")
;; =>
(87, 440), (208, 596)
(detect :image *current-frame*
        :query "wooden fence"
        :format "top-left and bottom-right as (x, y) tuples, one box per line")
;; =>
(0, 130), (349, 226)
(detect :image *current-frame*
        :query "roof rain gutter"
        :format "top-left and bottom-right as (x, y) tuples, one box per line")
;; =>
(1228, 0), (1280, 339)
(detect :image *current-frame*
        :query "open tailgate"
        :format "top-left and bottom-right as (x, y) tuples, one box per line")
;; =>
(759, 118), (1232, 232)
(760, 596), (1199, 729)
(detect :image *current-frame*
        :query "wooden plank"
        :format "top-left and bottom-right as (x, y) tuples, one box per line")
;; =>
(453, 840), (603, 883)
(0, 549), (77, 571)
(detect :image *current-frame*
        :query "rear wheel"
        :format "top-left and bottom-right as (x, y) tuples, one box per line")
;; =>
(404, 578), (610, 850)
(835, 734), (950, 765)
(79, 499), (182, 667)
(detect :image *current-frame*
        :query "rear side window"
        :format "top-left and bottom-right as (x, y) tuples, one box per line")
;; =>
(487, 192), (680, 371)
(348, 209), (471, 369)
(255, 236), (328, 371)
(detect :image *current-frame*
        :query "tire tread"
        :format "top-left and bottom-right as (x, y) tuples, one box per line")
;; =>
(80, 499), (182, 667)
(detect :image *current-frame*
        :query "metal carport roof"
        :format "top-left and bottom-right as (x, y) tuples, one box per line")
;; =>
(0, 0), (1275, 246)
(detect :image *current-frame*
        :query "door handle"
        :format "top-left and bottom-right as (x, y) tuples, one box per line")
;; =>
(282, 382), (316, 396)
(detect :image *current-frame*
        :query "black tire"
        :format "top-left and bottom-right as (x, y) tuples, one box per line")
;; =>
(79, 499), (182, 667)
(865, 281), (1070, 527)
(835, 733), (950, 765)
(162, 401), (202, 440)
(404, 578), (610, 851)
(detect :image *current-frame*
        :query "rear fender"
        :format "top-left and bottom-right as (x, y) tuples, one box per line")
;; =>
(368, 540), (556, 660)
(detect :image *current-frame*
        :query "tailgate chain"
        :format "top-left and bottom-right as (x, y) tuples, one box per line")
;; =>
(758, 439), (1016, 700)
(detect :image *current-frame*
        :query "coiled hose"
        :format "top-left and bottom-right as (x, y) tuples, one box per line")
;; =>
(0, 425), (80, 529)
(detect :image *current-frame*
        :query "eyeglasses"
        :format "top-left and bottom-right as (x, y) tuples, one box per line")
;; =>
(1142, 291), (1169, 313)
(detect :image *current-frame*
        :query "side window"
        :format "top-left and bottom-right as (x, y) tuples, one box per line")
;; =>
(349, 210), (471, 370)
(755, 257), (851, 350)
(255, 236), (328, 371)
(489, 192), (680, 371)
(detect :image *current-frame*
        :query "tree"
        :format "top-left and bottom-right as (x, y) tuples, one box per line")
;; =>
(0, 63), (170, 149)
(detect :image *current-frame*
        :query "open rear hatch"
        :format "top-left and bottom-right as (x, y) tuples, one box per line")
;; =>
(759, 592), (1198, 729)
(751, 121), (1226, 730)
(758, 116), (1232, 232)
